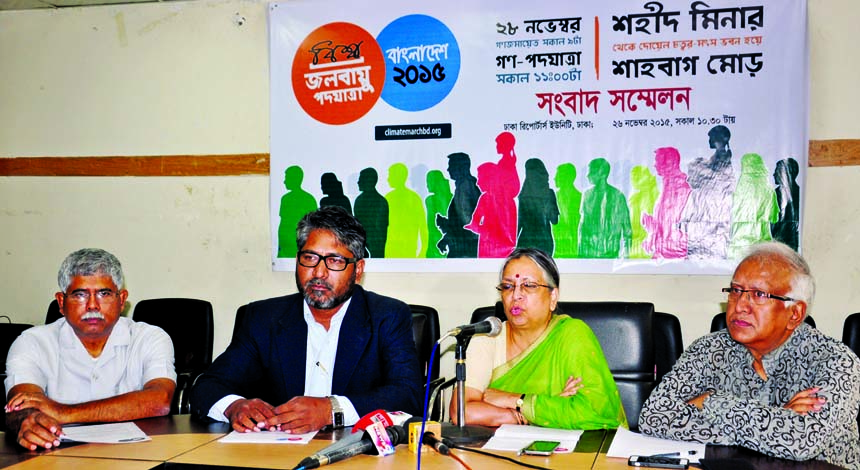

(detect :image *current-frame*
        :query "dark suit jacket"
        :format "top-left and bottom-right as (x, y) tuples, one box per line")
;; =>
(190, 286), (423, 420)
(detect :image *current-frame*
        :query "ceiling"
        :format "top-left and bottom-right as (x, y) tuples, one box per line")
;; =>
(0, 0), (168, 10)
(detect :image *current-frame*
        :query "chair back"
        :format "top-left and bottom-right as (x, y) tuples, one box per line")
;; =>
(470, 301), (659, 431)
(232, 304), (248, 346)
(410, 305), (442, 420)
(653, 312), (683, 383)
(711, 311), (816, 332)
(0, 322), (34, 378)
(132, 298), (214, 414)
(46, 299), (62, 324)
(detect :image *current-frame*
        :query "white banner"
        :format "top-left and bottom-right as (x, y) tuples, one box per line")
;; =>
(269, 0), (808, 274)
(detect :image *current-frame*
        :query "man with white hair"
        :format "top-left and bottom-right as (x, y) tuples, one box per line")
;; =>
(640, 241), (860, 469)
(5, 248), (176, 450)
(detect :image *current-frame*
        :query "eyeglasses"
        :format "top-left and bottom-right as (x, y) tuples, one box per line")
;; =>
(496, 281), (552, 295)
(297, 251), (358, 272)
(64, 289), (120, 304)
(722, 287), (795, 305)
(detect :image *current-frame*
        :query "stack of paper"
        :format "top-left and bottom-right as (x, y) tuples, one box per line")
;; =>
(219, 429), (318, 444)
(482, 424), (582, 454)
(61, 422), (151, 444)
(606, 427), (705, 463)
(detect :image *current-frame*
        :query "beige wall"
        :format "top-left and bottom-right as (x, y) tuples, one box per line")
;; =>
(1, 1), (859, 383)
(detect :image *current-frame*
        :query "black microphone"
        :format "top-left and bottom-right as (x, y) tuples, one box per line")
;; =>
(291, 424), (408, 470)
(422, 431), (450, 455)
(447, 316), (503, 338)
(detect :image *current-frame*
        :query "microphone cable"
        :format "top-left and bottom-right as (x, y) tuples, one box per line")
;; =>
(447, 444), (553, 470)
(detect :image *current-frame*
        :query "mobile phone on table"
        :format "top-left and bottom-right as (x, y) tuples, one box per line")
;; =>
(518, 440), (561, 456)
(628, 455), (689, 469)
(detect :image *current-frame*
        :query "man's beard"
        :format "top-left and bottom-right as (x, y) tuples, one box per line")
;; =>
(297, 272), (356, 310)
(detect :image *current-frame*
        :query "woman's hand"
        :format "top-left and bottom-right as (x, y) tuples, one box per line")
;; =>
(559, 376), (584, 397)
(482, 388), (520, 409)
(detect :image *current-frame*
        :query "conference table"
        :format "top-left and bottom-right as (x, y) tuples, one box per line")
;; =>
(0, 417), (846, 469)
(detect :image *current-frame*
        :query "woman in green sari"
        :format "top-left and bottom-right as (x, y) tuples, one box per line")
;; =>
(450, 248), (627, 429)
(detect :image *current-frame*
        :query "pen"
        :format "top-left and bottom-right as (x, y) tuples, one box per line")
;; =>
(649, 452), (680, 457)
(118, 437), (146, 442)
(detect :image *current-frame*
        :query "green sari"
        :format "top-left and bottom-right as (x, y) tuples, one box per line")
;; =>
(489, 315), (628, 429)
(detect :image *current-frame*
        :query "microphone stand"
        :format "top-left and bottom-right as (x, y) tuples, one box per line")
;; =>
(441, 334), (494, 445)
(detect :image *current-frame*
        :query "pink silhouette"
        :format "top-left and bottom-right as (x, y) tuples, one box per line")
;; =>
(642, 147), (691, 259)
(465, 132), (520, 258)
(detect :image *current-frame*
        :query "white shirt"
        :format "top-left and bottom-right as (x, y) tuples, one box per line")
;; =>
(5, 317), (176, 402)
(208, 298), (359, 426)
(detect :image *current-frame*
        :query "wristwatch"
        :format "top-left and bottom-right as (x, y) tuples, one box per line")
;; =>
(515, 393), (526, 412)
(328, 396), (344, 429)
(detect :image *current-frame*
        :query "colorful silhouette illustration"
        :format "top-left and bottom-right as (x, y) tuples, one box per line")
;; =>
(354, 168), (389, 258)
(680, 125), (734, 260)
(436, 152), (480, 258)
(320, 172), (352, 215)
(728, 153), (778, 258)
(384, 163), (428, 258)
(465, 132), (520, 258)
(552, 163), (582, 258)
(642, 147), (691, 259)
(425, 170), (452, 258)
(771, 157), (800, 251)
(277, 165), (318, 258)
(517, 158), (559, 254)
(628, 165), (659, 259)
(579, 158), (632, 258)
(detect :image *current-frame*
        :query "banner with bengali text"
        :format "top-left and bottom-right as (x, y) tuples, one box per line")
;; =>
(269, 0), (807, 274)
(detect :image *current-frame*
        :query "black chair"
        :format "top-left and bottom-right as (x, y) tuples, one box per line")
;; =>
(409, 304), (443, 421)
(470, 301), (666, 431)
(0, 321), (34, 380)
(231, 303), (248, 346)
(46, 299), (62, 324)
(710, 312), (816, 332)
(132, 298), (214, 415)
(653, 312), (683, 383)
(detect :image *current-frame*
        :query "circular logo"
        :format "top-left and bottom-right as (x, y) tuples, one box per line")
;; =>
(291, 22), (386, 125)
(377, 15), (461, 112)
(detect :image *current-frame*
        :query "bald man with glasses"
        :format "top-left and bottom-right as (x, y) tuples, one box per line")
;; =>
(639, 242), (860, 469)
(190, 206), (423, 434)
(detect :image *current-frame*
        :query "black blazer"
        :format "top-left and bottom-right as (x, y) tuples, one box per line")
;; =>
(190, 286), (423, 420)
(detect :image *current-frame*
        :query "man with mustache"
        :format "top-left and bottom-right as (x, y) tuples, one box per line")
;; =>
(191, 206), (422, 433)
(5, 248), (176, 450)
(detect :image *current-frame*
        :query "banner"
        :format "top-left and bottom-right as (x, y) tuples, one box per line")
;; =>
(269, 0), (808, 273)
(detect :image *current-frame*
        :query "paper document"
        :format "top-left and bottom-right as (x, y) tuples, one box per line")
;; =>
(482, 424), (583, 454)
(606, 427), (705, 463)
(219, 429), (318, 444)
(61, 422), (151, 444)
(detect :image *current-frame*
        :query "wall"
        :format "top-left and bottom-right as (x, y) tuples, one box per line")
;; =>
(1, 1), (859, 383)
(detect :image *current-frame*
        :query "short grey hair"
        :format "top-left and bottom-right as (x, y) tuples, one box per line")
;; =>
(58, 248), (124, 292)
(738, 241), (815, 309)
(296, 206), (366, 260)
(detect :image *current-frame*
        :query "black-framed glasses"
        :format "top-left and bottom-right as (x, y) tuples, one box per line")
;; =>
(64, 289), (119, 304)
(297, 251), (357, 272)
(722, 287), (795, 305)
(496, 281), (552, 295)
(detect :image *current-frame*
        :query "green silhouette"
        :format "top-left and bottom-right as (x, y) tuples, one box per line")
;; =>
(628, 165), (659, 259)
(277, 166), (318, 258)
(517, 158), (559, 255)
(771, 158), (800, 251)
(579, 158), (632, 258)
(728, 153), (778, 259)
(354, 168), (389, 258)
(384, 163), (428, 258)
(552, 163), (582, 258)
(320, 172), (352, 215)
(425, 170), (453, 258)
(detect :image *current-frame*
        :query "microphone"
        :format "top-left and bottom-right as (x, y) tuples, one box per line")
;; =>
(422, 431), (450, 455)
(447, 316), (502, 338)
(291, 424), (408, 470)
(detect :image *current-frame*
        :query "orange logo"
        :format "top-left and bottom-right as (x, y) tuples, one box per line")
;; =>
(292, 22), (386, 125)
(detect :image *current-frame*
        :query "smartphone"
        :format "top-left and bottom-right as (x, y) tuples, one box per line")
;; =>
(518, 440), (561, 456)
(628, 455), (689, 469)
